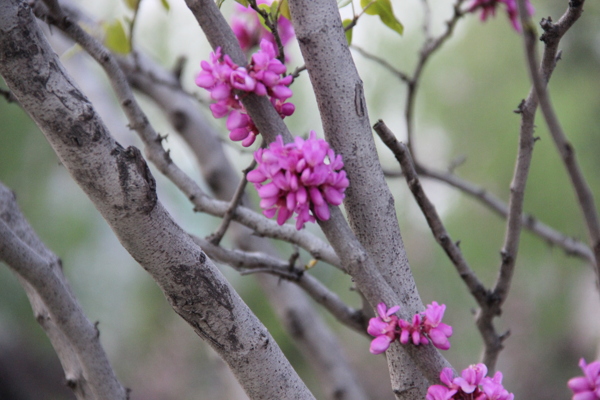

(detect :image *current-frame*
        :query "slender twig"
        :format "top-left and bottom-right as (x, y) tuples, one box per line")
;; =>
(247, 0), (286, 63)
(516, 0), (600, 283)
(416, 165), (594, 263)
(405, 0), (466, 156)
(208, 159), (257, 245)
(349, 46), (411, 83)
(373, 121), (487, 304)
(194, 236), (366, 334)
(127, 0), (143, 55)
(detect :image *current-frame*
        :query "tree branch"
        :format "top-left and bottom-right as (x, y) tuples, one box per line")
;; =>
(516, 0), (600, 286)
(0, 183), (127, 400)
(0, 2), (314, 398)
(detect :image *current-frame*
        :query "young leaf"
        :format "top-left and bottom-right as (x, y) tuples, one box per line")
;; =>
(270, 1), (279, 19)
(123, 0), (140, 10)
(216, 0), (226, 8)
(235, 0), (249, 6)
(103, 19), (131, 54)
(337, 0), (352, 8)
(360, 0), (403, 35)
(257, 3), (272, 31)
(279, 0), (291, 20)
(160, 0), (170, 11)
(342, 19), (353, 45)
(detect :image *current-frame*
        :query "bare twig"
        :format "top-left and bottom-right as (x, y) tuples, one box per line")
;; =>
(246, 0), (286, 63)
(416, 165), (594, 263)
(349, 45), (411, 83)
(374, 120), (487, 304)
(208, 159), (257, 245)
(516, 0), (600, 283)
(195, 235), (367, 334)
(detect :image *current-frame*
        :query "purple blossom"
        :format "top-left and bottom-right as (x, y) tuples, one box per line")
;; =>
(195, 40), (295, 147)
(422, 301), (453, 350)
(468, 0), (534, 32)
(367, 303), (400, 354)
(428, 365), (514, 400)
(568, 358), (600, 400)
(397, 302), (452, 350)
(231, 0), (295, 54)
(247, 131), (349, 229)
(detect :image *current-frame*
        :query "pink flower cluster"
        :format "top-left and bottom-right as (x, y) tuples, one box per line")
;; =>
(367, 302), (453, 354)
(247, 131), (349, 230)
(469, 0), (534, 32)
(427, 364), (514, 400)
(232, 0), (295, 54)
(568, 358), (600, 400)
(195, 39), (294, 147)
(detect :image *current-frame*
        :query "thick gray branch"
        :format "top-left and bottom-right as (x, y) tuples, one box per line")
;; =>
(120, 51), (370, 399)
(0, 2), (314, 398)
(0, 183), (127, 400)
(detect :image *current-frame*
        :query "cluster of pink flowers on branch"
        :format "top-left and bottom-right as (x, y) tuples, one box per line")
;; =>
(247, 131), (349, 230)
(427, 364), (514, 400)
(367, 302), (453, 354)
(468, 0), (535, 32)
(232, 0), (295, 54)
(195, 39), (294, 147)
(568, 358), (600, 400)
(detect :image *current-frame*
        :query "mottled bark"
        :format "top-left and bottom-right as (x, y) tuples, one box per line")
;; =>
(0, 1), (313, 398)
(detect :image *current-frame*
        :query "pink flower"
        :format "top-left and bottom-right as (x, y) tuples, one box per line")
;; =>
(481, 372), (515, 400)
(426, 385), (457, 400)
(453, 363), (487, 393)
(568, 358), (600, 400)
(195, 40), (295, 147)
(423, 301), (453, 350)
(247, 132), (349, 229)
(397, 302), (452, 350)
(231, 0), (295, 54)
(428, 365), (514, 400)
(468, 0), (534, 32)
(367, 303), (400, 354)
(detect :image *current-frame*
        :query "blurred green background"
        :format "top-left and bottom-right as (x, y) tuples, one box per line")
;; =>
(1, 0), (599, 398)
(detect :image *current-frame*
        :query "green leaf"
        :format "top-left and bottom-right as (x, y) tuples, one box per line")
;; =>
(269, 1), (279, 19)
(360, 0), (403, 35)
(160, 0), (170, 11)
(234, 0), (249, 6)
(279, 0), (291, 20)
(342, 18), (353, 45)
(216, 0), (225, 8)
(103, 20), (131, 54)
(257, 3), (271, 31)
(124, 0), (140, 10)
(337, 0), (352, 8)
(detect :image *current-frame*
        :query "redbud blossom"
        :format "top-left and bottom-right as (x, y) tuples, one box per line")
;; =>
(247, 132), (349, 229)
(367, 303), (400, 354)
(427, 365), (514, 400)
(368, 301), (453, 354)
(195, 40), (294, 147)
(568, 358), (600, 400)
(469, 0), (534, 32)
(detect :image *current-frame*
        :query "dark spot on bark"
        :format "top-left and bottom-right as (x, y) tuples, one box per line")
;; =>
(286, 309), (304, 339)
(172, 110), (187, 132)
(167, 261), (240, 350)
(68, 123), (89, 147)
(65, 379), (77, 389)
(112, 146), (157, 215)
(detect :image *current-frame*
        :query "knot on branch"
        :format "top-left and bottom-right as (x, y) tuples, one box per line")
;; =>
(540, 17), (559, 43)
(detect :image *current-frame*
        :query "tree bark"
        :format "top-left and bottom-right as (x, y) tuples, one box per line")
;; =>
(0, 1), (313, 398)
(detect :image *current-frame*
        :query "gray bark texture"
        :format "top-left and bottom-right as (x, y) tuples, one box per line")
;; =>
(123, 53), (370, 400)
(288, 0), (452, 396)
(0, 1), (314, 398)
